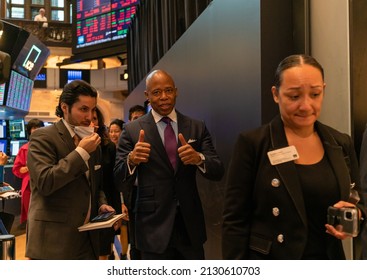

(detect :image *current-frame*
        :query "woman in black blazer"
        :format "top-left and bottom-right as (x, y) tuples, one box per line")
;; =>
(222, 55), (365, 260)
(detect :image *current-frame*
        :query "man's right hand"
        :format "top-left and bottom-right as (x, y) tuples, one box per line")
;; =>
(78, 133), (101, 153)
(129, 129), (151, 165)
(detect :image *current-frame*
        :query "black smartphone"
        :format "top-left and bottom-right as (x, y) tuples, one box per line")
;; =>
(90, 211), (115, 223)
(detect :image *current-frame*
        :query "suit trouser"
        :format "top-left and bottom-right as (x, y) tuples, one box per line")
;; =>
(140, 207), (205, 260)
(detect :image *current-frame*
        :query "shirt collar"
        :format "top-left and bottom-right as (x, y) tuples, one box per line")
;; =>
(62, 118), (76, 138)
(151, 109), (177, 124)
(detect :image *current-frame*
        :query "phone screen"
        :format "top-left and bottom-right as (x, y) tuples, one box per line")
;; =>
(90, 211), (115, 223)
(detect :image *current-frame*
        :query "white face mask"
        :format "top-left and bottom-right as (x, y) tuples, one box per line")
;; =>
(74, 126), (94, 139)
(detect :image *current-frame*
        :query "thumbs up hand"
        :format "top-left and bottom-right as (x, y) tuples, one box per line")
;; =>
(178, 133), (202, 165)
(129, 129), (151, 165)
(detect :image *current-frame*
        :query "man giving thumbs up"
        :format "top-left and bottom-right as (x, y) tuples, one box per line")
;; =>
(114, 70), (224, 260)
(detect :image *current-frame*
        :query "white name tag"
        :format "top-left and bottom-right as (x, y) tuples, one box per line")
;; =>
(267, 145), (299, 165)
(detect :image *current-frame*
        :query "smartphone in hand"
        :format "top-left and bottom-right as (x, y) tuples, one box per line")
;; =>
(327, 206), (359, 237)
(90, 211), (115, 223)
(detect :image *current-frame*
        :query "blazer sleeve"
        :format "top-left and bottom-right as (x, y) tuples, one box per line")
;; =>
(222, 132), (258, 259)
(113, 125), (137, 194)
(197, 122), (225, 181)
(28, 128), (89, 196)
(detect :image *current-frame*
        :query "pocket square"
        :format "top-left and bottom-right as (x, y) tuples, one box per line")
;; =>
(188, 139), (197, 143)
(94, 165), (101, 170)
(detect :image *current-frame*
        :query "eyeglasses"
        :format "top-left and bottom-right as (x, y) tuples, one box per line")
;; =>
(150, 87), (176, 97)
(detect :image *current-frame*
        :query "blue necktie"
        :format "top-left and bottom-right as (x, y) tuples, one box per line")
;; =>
(161, 117), (177, 168)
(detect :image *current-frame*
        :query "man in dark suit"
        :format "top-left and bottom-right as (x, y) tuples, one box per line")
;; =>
(114, 70), (224, 259)
(26, 80), (117, 259)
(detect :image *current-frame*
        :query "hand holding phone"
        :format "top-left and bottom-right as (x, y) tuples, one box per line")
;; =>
(327, 206), (359, 237)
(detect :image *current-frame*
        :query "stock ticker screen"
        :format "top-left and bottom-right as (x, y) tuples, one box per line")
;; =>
(75, 0), (139, 51)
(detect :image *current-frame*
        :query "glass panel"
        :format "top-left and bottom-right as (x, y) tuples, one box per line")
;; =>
(51, 10), (64, 21)
(31, 0), (44, 4)
(51, 0), (64, 8)
(11, 0), (24, 4)
(11, 7), (24, 18)
(69, 3), (73, 23)
(31, 8), (39, 20)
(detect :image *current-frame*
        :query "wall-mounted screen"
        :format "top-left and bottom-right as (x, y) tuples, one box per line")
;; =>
(12, 34), (50, 81)
(59, 69), (90, 88)
(73, 0), (139, 57)
(8, 119), (26, 139)
(10, 139), (28, 157)
(34, 68), (47, 88)
(0, 139), (7, 154)
(5, 70), (34, 112)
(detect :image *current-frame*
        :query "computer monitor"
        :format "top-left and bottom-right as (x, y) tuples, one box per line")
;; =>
(0, 120), (7, 138)
(0, 83), (6, 105)
(0, 139), (7, 153)
(10, 139), (28, 157)
(5, 70), (34, 112)
(8, 119), (26, 139)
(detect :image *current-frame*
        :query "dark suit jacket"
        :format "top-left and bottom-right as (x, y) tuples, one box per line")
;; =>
(358, 125), (367, 259)
(222, 115), (365, 260)
(26, 120), (107, 259)
(114, 111), (224, 254)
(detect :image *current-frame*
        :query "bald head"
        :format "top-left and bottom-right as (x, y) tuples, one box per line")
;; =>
(145, 70), (175, 91)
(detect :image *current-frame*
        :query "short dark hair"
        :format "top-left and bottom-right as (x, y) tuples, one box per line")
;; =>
(128, 105), (145, 121)
(26, 118), (44, 138)
(109, 119), (124, 130)
(55, 80), (98, 118)
(274, 54), (324, 90)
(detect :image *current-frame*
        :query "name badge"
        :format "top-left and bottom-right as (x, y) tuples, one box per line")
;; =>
(267, 145), (299, 165)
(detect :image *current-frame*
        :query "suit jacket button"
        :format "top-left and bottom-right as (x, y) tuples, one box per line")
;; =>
(272, 207), (280, 217)
(277, 234), (284, 243)
(271, 178), (280, 187)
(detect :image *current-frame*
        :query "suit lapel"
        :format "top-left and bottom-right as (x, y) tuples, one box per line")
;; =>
(269, 116), (307, 227)
(55, 120), (75, 151)
(140, 113), (174, 171)
(176, 111), (191, 172)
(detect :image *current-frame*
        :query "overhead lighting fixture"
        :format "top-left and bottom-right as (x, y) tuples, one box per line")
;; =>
(121, 69), (128, 80)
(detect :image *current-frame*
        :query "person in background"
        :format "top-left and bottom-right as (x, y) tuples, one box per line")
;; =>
(114, 69), (225, 259)
(90, 108), (128, 260)
(109, 119), (124, 146)
(222, 54), (366, 260)
(26, 80), (117, 259)
(128, 105), (145, 121)
(34, 8), (48, 28)
(12, 118), (44, 226)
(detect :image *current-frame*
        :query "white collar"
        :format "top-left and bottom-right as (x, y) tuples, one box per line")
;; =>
(151, 109), (177, 124)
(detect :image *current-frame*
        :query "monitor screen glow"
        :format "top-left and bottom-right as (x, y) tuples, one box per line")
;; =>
(8, 119), (26, 139)
(0, 139), (7, 153)
(10, 139), (28, 157)
(5, 71), (34, 112)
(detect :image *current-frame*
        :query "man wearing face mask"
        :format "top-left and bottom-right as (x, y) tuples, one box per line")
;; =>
(26, 80), (116, 259)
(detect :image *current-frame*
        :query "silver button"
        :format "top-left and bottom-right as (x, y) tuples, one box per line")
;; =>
(271, 178), (280, 187)
(272, 207), (280, 217)
(277, 234), (284, 243)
